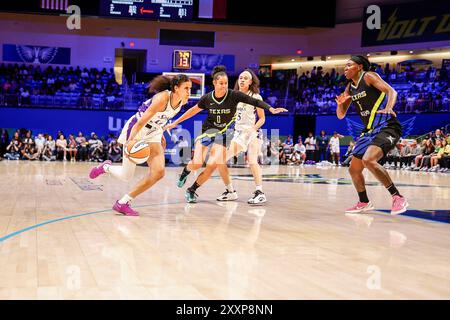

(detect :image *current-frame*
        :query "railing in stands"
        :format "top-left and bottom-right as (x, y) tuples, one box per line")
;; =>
(413, 123), (450, 143)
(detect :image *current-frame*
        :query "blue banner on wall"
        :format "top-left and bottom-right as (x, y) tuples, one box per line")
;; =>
(361, 1), (450, 47)
(191, 53), (235, 73)
(0, 108), (293, 141)
(2, 44), (71, 65)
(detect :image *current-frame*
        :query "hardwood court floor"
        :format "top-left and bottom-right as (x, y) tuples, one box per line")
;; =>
(0, 161), (449, 299)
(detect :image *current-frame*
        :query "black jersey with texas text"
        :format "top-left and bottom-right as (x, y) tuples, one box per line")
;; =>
(349, 72), (399, 134)
(197, 89), (271, 134)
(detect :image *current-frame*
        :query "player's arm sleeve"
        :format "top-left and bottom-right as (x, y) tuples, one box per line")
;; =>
(234, 91), (271, 111)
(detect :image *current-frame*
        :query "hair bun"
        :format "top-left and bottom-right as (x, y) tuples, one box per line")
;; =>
(212, 65), (227, 77)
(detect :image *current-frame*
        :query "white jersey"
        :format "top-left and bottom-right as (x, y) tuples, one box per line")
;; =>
(118, 91), (181, 144)
(136, 91), (181, 130)
(235, 92), (262, 131)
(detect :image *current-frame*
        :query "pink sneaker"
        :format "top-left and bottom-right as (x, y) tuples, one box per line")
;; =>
(113, 201), (139, 216)
(345, 201), (374, 213)
(391, 195), (409, 215)
(89, 160), (112, 179)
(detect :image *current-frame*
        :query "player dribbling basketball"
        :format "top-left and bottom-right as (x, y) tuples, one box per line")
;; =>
(89, 74), (192, 216)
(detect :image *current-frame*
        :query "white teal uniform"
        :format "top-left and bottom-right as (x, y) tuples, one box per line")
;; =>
(232, 92), (263, 150)
(118, 91), (181, 144)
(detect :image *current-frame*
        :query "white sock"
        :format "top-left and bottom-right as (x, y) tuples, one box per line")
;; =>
(255, 185), (263, 192)
(226, 184), (235, 192)
(118, 194), (134, 205)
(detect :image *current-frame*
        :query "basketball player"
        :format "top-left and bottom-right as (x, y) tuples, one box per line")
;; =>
(165, 66), (287, 203)
(183, 69), (270, 204)
(89, 74), (192, 216)
(335, 55), (408, 215)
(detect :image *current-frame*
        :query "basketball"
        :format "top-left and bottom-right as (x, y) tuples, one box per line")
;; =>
(125, 140), (150, 164)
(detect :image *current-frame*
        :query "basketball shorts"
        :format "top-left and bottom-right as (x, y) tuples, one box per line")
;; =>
(195, 130), (233, 148)
(353, 123), (402, 159)
(118, 116), (163, 145)
(232, 128), (262, 151)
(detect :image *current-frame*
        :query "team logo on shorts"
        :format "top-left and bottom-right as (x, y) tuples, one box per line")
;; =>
(386, 135), (395, 144)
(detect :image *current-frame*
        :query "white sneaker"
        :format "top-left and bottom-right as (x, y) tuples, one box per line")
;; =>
(217, 189), (238, 201)
(247, 190), (267, 205)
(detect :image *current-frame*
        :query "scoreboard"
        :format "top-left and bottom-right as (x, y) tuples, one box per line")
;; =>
(100, 0), (193, 21)
(173, 50), (192, 70)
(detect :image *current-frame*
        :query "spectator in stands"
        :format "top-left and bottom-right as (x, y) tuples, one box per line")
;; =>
(289, 139), (306, 165)
(42, 135), (56, 161)
(434, 129), (444, 141)
(88, 133), (103, 162)
(399, 139), (411, 169)
(415, 139), (434, 171)
(405, 140), (421, 170)
(19, 87), (30, 106)
(108, 140), (122, 163)
(384, 144), (401, 169)
(280, 136), (293, 164)
(304, 132), (316, 162)
(34, 133), (46, 157)
(56, 134), (68, 161)
(76, 132), (88, 161)
(329, 131), (344, 165)
(20, 130), (34, 159)
(316, 130), (329, 162)
(412, 140), (426, 170)
(22, 144), (40, 160)
(429, 139), (444, 172)
(4, 132), (22, 160)
(67, 134), (78, 162)
(439, 139), (450, 172)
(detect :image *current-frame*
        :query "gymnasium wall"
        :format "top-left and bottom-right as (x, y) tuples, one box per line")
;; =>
(1, 13), (449, 74)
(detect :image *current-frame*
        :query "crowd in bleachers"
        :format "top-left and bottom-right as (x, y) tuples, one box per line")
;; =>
(258, 63), (450, 114)
(0, 128), (122, 163)
(1, 61), (449, 114)
(0, 63), (123, 109)
(382, 128), (450, 173)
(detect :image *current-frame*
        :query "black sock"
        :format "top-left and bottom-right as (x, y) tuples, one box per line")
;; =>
(387, 184), (401, 197)
(181, 165), (191, 178)
(358, 190), (370, 203)
(189, 181), (200, 192)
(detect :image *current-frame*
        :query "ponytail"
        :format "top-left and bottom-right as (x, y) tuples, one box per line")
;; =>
(148, 74), (191, 93)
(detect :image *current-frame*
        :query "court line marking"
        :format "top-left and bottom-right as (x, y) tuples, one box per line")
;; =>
(0, 201), (185, 243)
(374, 210), (450, 225)
(1, 201), (448, 243)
